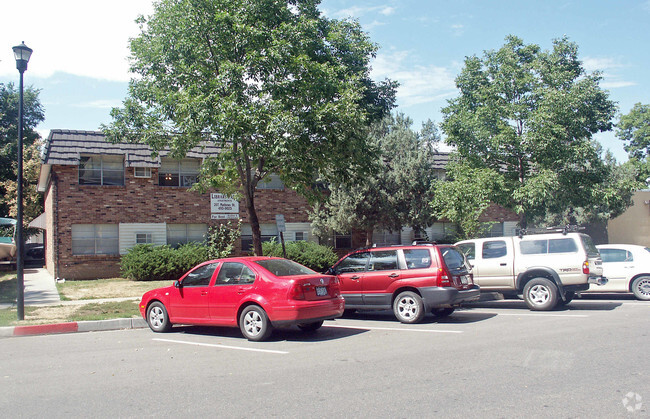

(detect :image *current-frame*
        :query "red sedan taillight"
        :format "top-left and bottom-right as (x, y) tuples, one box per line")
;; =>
(329, 277), (340, 297)
(289, 282), (305, 300)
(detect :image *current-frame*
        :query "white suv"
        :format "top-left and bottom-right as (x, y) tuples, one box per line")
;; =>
(456, 229), (606, 310)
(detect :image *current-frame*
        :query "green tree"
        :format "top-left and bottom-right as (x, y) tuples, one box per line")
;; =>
(1, 141), (45, 230)
(311, 113), (438, 246)
(103, 0), (395, 255)
(430, 159), (506, 240)
(0, 83), (44, 216)
(441, 35), (618, 228)
(617, 103), (650, 183)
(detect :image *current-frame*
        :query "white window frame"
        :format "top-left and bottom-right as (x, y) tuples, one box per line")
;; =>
(134, 167), (152, 178)
(71, 224), (119, 255)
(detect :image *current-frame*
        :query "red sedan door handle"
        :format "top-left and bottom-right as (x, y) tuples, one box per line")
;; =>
(389, 273), (399, 279)
(201, 291), (208, 296)
(237, 288), (246, 294)
(350, 275), (360, 281)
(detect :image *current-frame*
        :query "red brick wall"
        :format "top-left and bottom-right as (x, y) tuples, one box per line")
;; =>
(48, 165), (310, 280)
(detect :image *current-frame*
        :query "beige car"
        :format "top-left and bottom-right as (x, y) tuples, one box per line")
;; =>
(456, 231), (606, 310)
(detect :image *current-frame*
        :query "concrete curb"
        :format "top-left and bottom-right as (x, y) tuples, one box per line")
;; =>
(0, 318), (148, 338)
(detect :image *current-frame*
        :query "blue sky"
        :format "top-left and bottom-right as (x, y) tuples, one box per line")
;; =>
(2, 0), (649, 162)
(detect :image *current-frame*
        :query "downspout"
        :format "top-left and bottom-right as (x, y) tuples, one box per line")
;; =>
(53, 172), (60, 279)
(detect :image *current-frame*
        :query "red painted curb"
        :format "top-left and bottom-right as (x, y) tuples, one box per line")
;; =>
(13, 322), (79, 336)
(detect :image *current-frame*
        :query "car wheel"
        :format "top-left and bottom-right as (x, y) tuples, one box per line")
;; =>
(631, 276), (650, 301)
(523, 278), (559, 311)
(432, 307), (455, 317)
(146, 301), (172, 333)
(239, 305), (273, 341)
(558, 291), (575, 305)
(297, 320), (324, 332)
(393, 291), (425, 323)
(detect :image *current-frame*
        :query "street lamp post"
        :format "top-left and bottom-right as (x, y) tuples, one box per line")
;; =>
(13, 42), (32, 321)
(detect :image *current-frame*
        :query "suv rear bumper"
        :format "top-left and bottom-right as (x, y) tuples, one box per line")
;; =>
(419, 285), (480, 309)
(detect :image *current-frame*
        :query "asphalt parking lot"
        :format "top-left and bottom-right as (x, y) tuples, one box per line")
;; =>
(1, 296), (648, 418)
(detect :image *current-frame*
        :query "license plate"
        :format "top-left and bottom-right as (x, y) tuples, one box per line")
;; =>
(316, 286), (327, 296)
(460, 275), (469, 285)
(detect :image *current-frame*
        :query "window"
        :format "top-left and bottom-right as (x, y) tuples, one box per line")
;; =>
(136, 233), (153, 244)
(241, 224), (278, 252)
(134, 167), (152, 178)
(79, 155), (124, 186)
(599, 248), (631, 263)
(183, 263), (217, 287)
(334, 232), (352, 249)
(520, 238), (578, 255)
(166, 224), (207, 247)
(159, 158), (200, 187)
(456, 243), (475, 260)
(441, 247), (466, 270)
(216, 262), (256, 284)
(482, 241), (507, 259)
(335, 252), (369, 274)
(254, 259), (317, 276)
(404, 249), (432, 269)
(256, 173), (284, 190)
(294, 231), (307, 241)
(372, 230), (401, 245)
(369, 250), (399, 271)
(549, 238), (578, 254)
(71, 224), (119, 255)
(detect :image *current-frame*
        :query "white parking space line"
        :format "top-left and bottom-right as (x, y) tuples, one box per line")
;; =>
(324, 325), (463, 333)
(153, 338), (289, 354)
(467, 312), (589, 318)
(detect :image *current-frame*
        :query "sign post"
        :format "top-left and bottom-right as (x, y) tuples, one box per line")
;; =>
(275, 214), (287, 259)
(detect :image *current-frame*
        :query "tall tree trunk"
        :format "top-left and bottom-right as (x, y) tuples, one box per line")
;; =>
(243, 187), (263, 255)
(365, 227), (373, 247)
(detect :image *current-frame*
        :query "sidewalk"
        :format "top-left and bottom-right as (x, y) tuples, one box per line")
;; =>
(0, 268), (147, 338)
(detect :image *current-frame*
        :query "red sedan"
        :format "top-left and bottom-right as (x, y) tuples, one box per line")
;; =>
(139, 257), (344, 341)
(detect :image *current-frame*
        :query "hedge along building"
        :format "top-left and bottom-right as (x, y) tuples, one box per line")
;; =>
(36, 130), (519, 280)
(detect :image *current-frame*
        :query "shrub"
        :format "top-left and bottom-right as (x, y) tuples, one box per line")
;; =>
(262, 240), (338, 273)
(205, 220), (241, 259)
(120, 243), (209, 281)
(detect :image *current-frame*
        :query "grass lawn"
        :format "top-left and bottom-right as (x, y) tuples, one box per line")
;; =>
(0, 274), (170, 327)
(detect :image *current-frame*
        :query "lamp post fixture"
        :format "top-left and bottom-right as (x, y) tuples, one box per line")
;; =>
(13, 42), (32, 321)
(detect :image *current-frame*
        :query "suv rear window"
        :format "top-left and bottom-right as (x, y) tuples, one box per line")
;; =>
(579, 234), (599, 257)
(440, 247), (466, 270)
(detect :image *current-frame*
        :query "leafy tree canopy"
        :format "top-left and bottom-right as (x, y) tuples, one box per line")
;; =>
(103, 0), (396, 255)
(618, 103), (650, 160)
(441, 35), (620, 227)
(617, 103), (650, 183)
(430, 159), (507, 241)
(311, 113), (438, 245)
(0, 83), (44, 217)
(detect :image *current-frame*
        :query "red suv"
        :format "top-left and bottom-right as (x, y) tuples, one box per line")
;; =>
(327, 243), (479, 323)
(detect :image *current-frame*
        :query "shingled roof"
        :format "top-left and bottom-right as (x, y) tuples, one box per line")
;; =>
(41, 129), (221, 168)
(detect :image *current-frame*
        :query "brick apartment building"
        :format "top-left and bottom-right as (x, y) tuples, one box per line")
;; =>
(37, 129), (518, 280)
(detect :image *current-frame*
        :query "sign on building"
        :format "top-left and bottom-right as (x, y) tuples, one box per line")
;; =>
(211, 193), (239, 220)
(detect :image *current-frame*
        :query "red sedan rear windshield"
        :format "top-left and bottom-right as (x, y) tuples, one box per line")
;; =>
(254, 259), (317, 276)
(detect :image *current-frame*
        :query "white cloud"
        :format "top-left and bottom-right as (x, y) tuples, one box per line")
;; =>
(450, 23), (465, 36)
(582, 56), (623, 72)
(73, 99), (124, 110)
(0, 0), (153, 82)
(371, 50), (457, 107)
(331, 4), (397, 19)
(582, 56), (636, 89)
